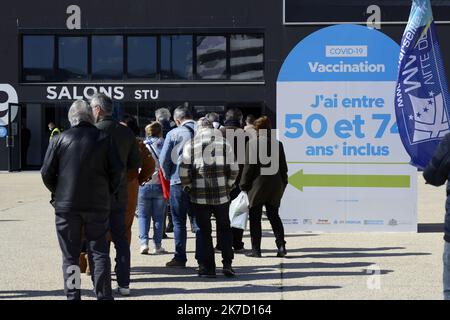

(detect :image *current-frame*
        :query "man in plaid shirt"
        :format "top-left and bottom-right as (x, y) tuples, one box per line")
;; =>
(180, 117), (239, 278)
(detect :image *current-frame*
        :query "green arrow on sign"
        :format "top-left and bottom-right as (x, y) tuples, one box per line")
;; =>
(288, 170), (411, 192)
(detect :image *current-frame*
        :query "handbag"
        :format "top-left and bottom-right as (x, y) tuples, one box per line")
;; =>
(229, 191), (249, 230)
(158, 169), (171, 201)
(148, 143), (171, 201)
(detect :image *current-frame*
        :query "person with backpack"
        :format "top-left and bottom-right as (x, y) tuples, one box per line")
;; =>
(159, 106), (201, 268)
(154, 107), (176, 235)
(137, 121), (168, 255)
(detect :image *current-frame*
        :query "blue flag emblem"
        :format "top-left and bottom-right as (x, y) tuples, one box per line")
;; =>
(395, 0), (450, 169)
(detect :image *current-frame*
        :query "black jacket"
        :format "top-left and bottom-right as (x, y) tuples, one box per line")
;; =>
(219, 121), (246, 198)
(95, 116), (142, 206)
(240, 135), (288, 209)
(423, 133), (450, 242)
(41, 122), (124, 213)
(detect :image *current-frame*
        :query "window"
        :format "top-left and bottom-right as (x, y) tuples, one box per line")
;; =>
(196, 36), (227, 80)
(161, 35), (193, 80)
(58, 37), (88, 80)
(22, 36), (55, 81)
(92, 36), (124, 80)
(127, 36), (157, 79)
(230, 35), (264, 80)
(21, 32), (264, 82)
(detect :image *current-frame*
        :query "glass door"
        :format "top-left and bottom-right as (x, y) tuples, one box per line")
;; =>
(7, 103), (22, 172)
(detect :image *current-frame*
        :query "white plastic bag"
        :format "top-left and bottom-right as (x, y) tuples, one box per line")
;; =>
(229, 191), (249, 230)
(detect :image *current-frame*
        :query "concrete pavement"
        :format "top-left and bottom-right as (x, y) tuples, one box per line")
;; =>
(0, 171), (446, 300)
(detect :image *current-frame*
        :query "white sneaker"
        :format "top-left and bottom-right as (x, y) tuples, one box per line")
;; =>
(117, 286), (130, 296)
(152, 246), (167, 255)
(140, 245), (149, 254)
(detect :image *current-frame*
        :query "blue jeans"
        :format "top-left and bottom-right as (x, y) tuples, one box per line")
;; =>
(444, 241), (450, 300)
(170, 184), (201, 263)
(137, 184), (167, 248)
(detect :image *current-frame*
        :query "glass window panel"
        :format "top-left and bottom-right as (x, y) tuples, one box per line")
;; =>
(58, 37), (88, 80)
(127, 36), (157, 79)
(196, 36), (227, 80)
(230, 35), (264, 81)
(92, 36), (124, 80)
(161, 35), (193, 80)
(23, 36), (55, 81)
(193, 105), (225, 119)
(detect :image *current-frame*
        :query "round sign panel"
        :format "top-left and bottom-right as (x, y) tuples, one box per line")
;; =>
(277, 24), (417, 233)
(0, 84), (18, 127)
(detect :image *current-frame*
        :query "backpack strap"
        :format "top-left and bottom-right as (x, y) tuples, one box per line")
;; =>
(183, 122), (195, 138)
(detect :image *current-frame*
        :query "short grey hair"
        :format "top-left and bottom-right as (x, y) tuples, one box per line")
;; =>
(155, 108), (171, 121)
(90, 93), (113, 114)
(206, 112), (220, 123)
(197, 117), (213, 130)
(68, 100), (94, 127)
(225, 108), (243, 122)
(173, 106), (192, 122)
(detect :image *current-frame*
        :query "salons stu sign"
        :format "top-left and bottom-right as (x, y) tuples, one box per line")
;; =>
(45, 86), (160, 101)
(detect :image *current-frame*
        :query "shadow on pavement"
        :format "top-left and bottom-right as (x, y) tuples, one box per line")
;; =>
(277, 247), (406, 253)
(128, 284), (342, 297)
(0, 290), (66, 299)
(0, 284), (341, 299)
(129, 264), (393, 285)
(0, 246), (425, 299)
(286, 251), (431, 259)
(418, 223), (444, 233)
(131, 261), (376, 277)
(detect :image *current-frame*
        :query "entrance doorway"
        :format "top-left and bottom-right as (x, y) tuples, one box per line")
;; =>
(22, 101), (265, 168)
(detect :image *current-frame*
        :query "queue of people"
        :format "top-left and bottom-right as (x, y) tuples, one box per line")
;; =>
(40, 93), (289, 300)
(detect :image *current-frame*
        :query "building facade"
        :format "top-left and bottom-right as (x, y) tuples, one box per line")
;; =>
(1, 0), (450, 170)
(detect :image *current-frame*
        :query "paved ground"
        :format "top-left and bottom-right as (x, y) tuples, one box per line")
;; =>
(0, 171), (447, 300)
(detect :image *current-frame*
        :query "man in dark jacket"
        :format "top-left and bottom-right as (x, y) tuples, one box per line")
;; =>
(423, 133), (450, 300)
(216, 108), (248, 253)
(41, 100), (123, 300)
(91, 93), (142, 296)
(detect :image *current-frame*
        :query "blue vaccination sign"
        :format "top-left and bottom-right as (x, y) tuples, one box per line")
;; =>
(277, 24), (417, 233)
